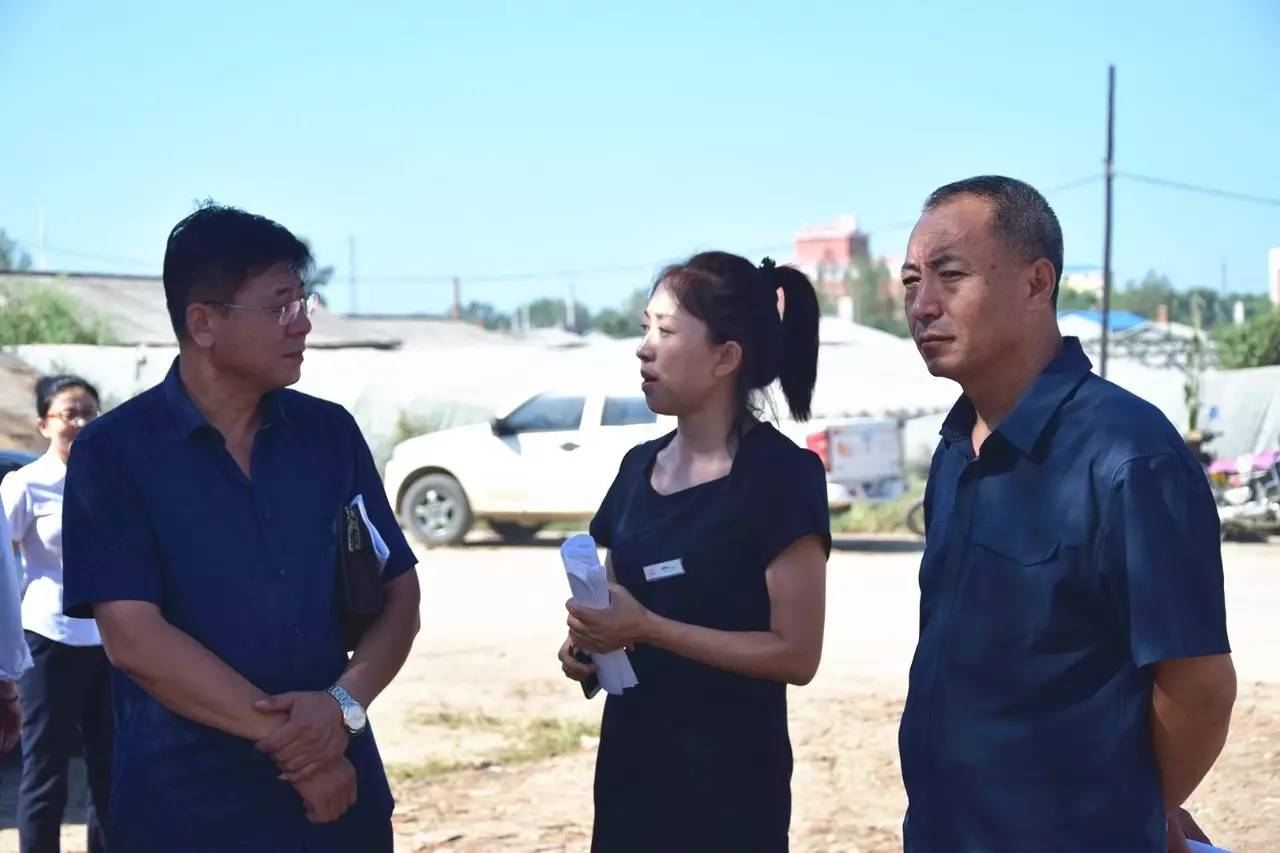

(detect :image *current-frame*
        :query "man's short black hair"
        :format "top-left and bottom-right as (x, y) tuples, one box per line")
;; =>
(924, 176), (1064, 305)
(162, 202), (312, 339)
(35, 374), (100, 418)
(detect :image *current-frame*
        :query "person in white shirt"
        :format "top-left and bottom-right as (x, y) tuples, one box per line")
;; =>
(0, 503), (31, 754)
(1, 375), (111, 853)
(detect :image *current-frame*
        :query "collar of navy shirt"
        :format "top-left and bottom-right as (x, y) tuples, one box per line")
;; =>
(938, 336), (1094, 459)
(160, 358), (292, 442)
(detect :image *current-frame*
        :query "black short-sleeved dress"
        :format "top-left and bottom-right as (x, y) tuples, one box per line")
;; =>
(587, 423), (831, 853)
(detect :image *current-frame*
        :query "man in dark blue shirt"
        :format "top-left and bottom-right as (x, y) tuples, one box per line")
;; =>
(897, 176), (1236, 852)
(62, 204), (421, 852)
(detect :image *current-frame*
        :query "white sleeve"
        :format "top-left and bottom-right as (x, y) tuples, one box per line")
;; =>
(0, 513), (31, 680)
(0, 472), (31, 541)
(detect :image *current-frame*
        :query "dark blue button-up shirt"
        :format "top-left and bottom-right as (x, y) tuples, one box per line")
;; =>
(63, 361), (417, 852)
(898, 338), (1230, 852)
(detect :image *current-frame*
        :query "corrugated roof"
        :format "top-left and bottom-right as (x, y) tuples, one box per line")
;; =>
(0, 271), (402, 349)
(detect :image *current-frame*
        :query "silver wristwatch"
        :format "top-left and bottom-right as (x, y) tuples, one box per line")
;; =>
(327, 685), (368, 736)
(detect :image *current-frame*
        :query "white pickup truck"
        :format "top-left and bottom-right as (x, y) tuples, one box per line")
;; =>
(793, 418), (906, 505)
(384, 389), (904, 547)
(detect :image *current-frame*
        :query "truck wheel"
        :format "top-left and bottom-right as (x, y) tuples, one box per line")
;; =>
(489, 521), (546, 543)
(400, 473), (473, 547)
(905, 498), (927, 538)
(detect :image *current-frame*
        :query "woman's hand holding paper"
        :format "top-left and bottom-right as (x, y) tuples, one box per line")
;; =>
(560, 535), (639, 695)
(566, 583), (651, 654)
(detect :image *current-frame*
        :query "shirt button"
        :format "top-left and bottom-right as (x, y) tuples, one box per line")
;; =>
(292, 627), (301, 637)
(261, 511), (271, 521)
(278, 569), (286, 578)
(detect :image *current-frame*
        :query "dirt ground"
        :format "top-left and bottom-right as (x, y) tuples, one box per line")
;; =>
(385, 537), (1280, 853)
(3, 537), (1277, 852)
(0, 353), (42, 452)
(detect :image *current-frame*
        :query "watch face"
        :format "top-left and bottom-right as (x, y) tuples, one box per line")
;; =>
(346, 704), (368, 732)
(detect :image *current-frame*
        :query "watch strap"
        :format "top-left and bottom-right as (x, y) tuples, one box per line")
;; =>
(327, 685), (366, 734)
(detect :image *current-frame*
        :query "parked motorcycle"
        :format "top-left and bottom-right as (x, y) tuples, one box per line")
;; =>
(1207, 448), (1280, 541)
(905, 497), (926, 538)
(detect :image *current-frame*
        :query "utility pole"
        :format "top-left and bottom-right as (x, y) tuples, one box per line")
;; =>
(1185, 293), (1205, 431)
(1100, 64), (1116, 380)
(348, 237), (357, 315)
(36, 212), (46, 270)
(567, 281), (577, 331)
(452, 277), (462, 319)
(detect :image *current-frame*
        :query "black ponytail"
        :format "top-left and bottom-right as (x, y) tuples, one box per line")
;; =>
(654, 251), (821, 431)
(765, 263), (820, 422)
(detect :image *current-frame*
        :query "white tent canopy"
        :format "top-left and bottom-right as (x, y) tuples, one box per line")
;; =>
(11, 316), (1257, 468)
(1201, 364), (1280, 458)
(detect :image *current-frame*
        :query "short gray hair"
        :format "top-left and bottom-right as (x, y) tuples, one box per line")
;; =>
(924, 175), (1064, 305)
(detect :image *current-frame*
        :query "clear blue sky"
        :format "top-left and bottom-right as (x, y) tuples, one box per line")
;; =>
(2, 1), (1277, 315)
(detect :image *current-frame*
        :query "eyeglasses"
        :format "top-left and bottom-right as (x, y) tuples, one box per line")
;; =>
(48, 408), (99, 425)
(198, 293), (318, 327)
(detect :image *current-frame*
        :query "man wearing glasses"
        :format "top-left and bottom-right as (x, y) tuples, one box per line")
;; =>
(60, 203), (421, 852)
(0, 375), (97, 851)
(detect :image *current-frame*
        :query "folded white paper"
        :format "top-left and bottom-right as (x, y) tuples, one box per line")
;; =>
(351, 495), (390, 570)
(560, 534), (638, 696)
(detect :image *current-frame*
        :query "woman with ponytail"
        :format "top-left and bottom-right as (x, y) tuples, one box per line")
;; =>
(559, 251), (830, 852)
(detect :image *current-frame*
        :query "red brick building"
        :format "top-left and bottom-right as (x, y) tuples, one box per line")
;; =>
(792, 214), (870, 277)
(788, 215), (904, 323)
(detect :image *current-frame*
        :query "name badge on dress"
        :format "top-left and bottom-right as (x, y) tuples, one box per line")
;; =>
(643, 558), (685, 582)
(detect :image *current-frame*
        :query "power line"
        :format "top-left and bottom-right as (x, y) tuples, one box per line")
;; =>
(343, 241), (795, 288)
(5, 235), (155, 271)
(0, 177), (1109, 285)
(1044, 173), (1104, 194)
(42, 245), (156, 268)
(1117, 171), (1280, 208)
(858, 175), (1104, 237)
(177, 177), (1111, 286)
(8, 169), (1269, 290)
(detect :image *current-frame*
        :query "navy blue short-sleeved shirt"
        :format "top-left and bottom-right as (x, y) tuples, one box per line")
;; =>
(62, 360), (417, 853)
(898, 337), (1230, 852)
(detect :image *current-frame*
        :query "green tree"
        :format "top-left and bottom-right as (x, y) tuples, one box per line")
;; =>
(0, 286), (116, 345)
(1177, 290), (1273, 329)
(849, 256), (907, 336)
(591, 309), (636, 337)
(1112, 270), (1174, 319)
(1102, 270), (1270, 330)
(1056, 288), (1097, 312)
(459, 301), (512, 332)
(622, 287), (650, 318)
(525, 298), (593, 332)
(0, 230), (33, 271)
(569, 303), (593, 334)
(526, 297), (563, 328)
(1215, 312), (1280, 369)
(588, 288), (649, 338)
(815, 285), (839, 317)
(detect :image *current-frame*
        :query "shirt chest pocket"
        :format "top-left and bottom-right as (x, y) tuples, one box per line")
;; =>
(31, 502), (63, 551)
(962, 524), (1097, 651)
